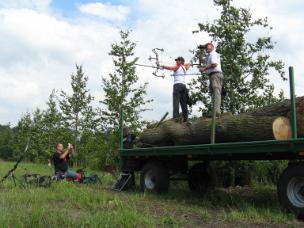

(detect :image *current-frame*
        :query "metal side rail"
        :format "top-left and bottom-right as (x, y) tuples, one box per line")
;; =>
(119, 138), (304, 160)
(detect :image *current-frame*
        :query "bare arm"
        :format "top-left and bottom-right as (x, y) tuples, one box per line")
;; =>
(199, 63), (217, 72)
(59, 143), (73, 159)
(59, 149), (70, 159)
(161, 65), (179, 71)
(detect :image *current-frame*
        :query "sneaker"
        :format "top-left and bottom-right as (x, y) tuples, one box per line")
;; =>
(51, 176), (58, 181)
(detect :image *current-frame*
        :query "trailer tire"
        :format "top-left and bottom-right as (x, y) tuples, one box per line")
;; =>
(140, 162), (169, 193)
(278, 164), (304, 218)
(188, 162), (216, 194)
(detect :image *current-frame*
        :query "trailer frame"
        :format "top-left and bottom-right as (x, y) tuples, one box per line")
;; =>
(116, 66), (304, 217)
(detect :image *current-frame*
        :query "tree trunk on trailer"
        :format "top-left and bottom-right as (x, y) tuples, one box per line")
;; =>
(252, 96), (304, 136)
(139, 97), (303, 147)
(139, 115), (291, 147)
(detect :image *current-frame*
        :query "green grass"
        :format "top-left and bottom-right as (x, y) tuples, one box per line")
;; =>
(0, 161), (303, 227)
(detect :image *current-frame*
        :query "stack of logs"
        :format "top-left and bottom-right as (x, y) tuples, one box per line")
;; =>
(139, 97), (304, 147)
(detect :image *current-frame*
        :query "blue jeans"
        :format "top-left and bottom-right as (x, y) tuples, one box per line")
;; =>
(64, 171), (78, 179)
(55, 170), (77, 180)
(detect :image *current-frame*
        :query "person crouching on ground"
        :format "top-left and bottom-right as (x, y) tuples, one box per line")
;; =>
(52, 143), (81, 181)
(161, 57), (192, 122)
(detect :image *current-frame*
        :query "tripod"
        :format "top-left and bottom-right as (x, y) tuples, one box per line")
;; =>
(0, 139), (30, 187)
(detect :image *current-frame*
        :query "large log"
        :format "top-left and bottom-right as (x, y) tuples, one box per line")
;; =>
(252, 96), (304, 116)
(252, 96), (304, 136)
(139, 97), (303, 147)
(139, 115), (290, 147)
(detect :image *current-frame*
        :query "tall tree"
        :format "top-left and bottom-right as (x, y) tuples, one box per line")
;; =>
(189, 0), (285, 115)
(100, 30), (152, 132)
(43, 90), (70, 157)
(187, 0), (287, 187)
(13, 112), (36, 161)
(60, 65), (95, 161)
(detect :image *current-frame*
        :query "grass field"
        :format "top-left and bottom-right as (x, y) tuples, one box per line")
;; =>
(0, 161), (303, 227)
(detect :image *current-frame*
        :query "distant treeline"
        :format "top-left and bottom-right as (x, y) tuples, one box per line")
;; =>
(0, 107), (117, 170)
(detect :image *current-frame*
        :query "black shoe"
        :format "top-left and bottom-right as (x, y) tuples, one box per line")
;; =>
(173, 117), (179, 122)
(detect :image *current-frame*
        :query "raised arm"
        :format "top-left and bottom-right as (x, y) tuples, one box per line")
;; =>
(59, 148), (70, 159)
(161, 65), (179, 71)
(59, 143), (73, 159)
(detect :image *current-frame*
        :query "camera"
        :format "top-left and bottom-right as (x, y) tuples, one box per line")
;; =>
(197, 44), (207, 50)
(68, 143), (73, 150)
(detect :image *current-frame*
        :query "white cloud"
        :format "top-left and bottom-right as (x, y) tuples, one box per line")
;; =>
(0, 0), (304, 125)
(0, 0), (51, 13)
(0, 7), (118, 124)
(0, 73), (40, 103)
(79, 2), (130, 22)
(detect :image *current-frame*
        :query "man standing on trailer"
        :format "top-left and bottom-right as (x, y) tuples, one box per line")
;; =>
(161, 57), (192, 122)
(199, 42), (223, 117)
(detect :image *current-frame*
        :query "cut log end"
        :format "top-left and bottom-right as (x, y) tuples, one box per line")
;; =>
(272, 117), (292, 140)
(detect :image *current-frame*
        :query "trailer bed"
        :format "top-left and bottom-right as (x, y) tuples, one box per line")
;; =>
(120, 138), (304, 160)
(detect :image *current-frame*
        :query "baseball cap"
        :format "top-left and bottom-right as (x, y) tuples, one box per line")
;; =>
(175, 56), (185, 62)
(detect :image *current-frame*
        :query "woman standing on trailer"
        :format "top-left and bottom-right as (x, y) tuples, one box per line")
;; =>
(161, 57), (192, 122)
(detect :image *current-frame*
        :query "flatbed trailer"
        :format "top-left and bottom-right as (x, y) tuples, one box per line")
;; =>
(117, 67), (304, 217)
(121, 139), (304, 161)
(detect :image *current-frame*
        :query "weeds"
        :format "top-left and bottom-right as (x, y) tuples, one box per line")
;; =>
(0, 161), (302, 227)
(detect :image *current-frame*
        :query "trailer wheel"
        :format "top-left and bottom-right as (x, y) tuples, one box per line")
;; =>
(188, 162), (215, 194)
(140, 162), (169, 193)
(278, 164), (304, 218)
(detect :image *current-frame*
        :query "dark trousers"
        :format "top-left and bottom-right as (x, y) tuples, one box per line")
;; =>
(173, 83), (188, 121)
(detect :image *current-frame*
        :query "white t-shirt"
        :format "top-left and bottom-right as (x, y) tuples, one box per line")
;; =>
(206, 50), (222, 74)
(173, 65), (187, 85)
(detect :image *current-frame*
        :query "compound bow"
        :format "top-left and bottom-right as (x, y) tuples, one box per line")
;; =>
(148, 48), (165, 78)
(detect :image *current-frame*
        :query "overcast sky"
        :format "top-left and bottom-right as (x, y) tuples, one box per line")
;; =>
(0, 0), (303, 126)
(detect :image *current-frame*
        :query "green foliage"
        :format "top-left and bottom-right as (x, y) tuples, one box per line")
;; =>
(43, 90), (72, 158)
(13, 112), (36, 161)
(214, 160), (288, 187)
(11, 108), (71, 162)
(60, 65), (96, 163)
(60, 65), (96, 131)
(8, 90), (74, 163)
(98, 30), (153, 166)
(187, 0), (287, 187)
(100, 30), (152, 132)
(254, 160), (288, 184)
(0, 125), (14, 160)
(189, 0), (286, 115)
